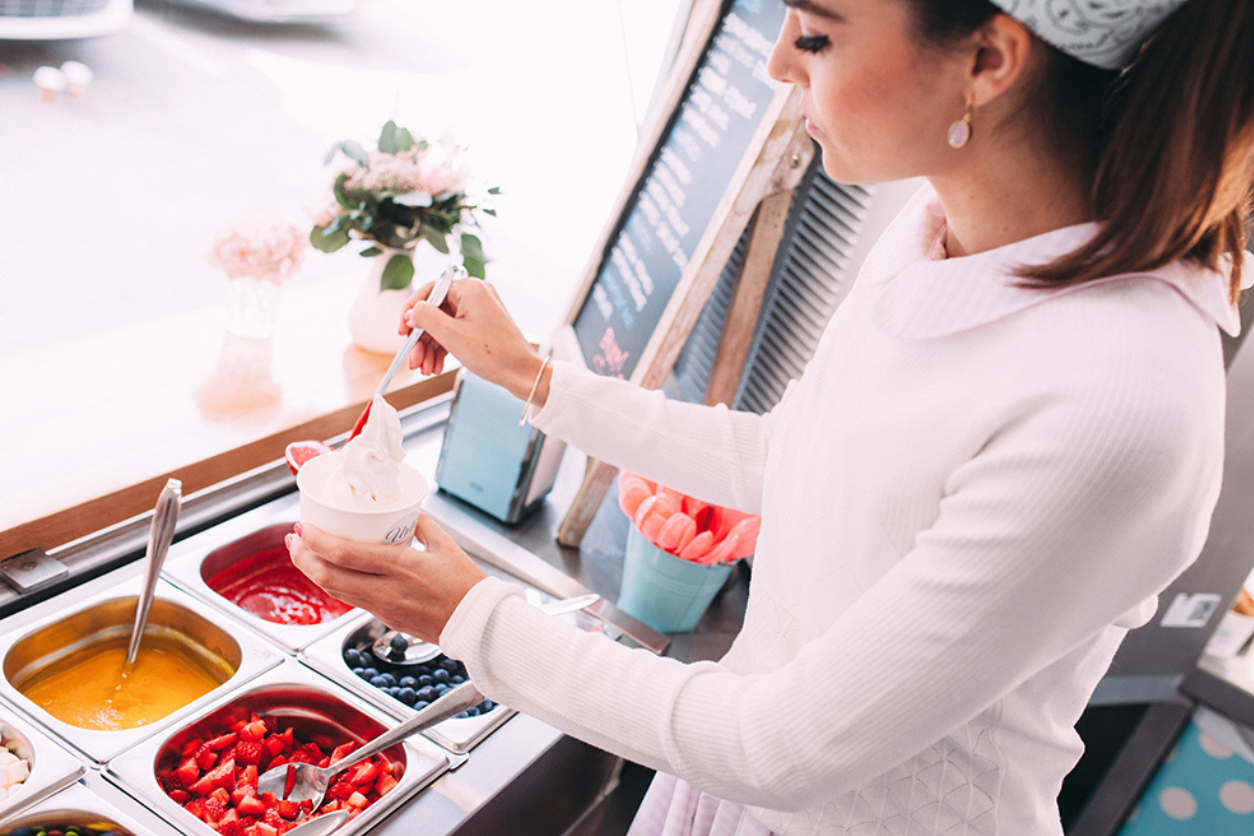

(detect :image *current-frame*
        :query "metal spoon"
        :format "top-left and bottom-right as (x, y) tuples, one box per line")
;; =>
(124, 478), (181, 668)
(284, 809), (350, 836)
(371, 592), (601, 665)
(257, 680), (483, 813)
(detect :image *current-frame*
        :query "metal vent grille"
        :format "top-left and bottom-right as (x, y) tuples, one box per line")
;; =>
(0, 0), (112, 15)
(666, 162), (875, 413)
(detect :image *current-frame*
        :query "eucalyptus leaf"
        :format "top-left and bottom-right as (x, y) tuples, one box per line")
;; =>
(378, 120), (400, 155)
(311, 225), (351, 253)
(463, 255), (486, 280)
(397, 127), (414, 151)
(459, 232), (485, 263)
(380, 253), (415, 291)
(422, 230), (451, 254)
(360, 245), (383, 257)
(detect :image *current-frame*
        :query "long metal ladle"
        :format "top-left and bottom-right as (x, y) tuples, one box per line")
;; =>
(257, 680), (483, 814)
(124, 478), (181, 669)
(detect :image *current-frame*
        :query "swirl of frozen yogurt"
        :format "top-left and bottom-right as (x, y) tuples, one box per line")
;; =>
(322, 395), (409, 511)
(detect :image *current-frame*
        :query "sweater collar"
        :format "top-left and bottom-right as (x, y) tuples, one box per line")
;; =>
(866, 186), (1243, 339)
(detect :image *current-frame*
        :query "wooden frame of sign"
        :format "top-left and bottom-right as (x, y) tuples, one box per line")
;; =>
(553, 0), (815, 547)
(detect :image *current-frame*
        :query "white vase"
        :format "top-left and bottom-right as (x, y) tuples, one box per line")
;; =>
(347, 243), (450, 355)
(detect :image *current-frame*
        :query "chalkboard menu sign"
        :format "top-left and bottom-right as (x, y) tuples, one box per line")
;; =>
(572, 0), (787, 380)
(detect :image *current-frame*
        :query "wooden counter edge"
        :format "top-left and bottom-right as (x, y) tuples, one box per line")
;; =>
(0, 372), (456, 561)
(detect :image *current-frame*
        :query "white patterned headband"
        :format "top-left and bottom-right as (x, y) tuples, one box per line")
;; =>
(987, 0), (1190, 69)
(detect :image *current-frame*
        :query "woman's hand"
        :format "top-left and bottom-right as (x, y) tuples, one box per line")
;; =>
(400, 278), (545, 403)
(286, 514), (487, 643)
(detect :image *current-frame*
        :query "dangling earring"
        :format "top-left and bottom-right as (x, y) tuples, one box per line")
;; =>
(947, 97), (974, 149)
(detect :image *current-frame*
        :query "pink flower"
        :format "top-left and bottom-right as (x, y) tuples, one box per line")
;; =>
(208, 219), (308, 283)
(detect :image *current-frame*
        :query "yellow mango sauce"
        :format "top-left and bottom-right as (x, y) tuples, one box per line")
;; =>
(19, 635), (228, 731)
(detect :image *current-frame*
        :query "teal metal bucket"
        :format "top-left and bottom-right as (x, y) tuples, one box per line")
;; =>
(617, 525), (733, 633)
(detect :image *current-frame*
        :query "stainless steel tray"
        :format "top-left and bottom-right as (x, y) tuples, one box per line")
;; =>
(0, 709), (85, 822)
(105, 659), (454, 836)
(0, 576), (284, 764)
(162, 518), (361, 654)
(301, 613), (514, 755)
(0, 779), (166, 836)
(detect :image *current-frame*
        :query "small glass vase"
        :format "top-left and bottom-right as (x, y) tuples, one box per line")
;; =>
(225, 274), (283, 340)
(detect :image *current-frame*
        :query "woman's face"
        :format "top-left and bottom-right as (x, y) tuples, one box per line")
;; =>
(768, 0), (972, 184)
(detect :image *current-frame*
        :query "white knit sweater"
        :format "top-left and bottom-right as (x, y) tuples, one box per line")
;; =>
(439, 186), (1243, 835)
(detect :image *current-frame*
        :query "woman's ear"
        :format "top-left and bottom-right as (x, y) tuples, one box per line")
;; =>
(968, 13), (1038, 108)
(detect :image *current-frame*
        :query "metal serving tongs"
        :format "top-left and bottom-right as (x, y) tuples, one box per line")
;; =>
(124, 478), (182, 670)
(343, 264), (465, 444)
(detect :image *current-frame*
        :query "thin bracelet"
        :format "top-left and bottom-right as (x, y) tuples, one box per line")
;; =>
(519, 354), (551, 428)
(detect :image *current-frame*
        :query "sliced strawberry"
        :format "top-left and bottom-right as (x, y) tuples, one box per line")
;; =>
(209, 787), (231, 808)
(195, 743), (217, 771)
(264, 808), (284, 828)
(375, 773), (398, 797)
(181, 737), (206, 757)
(169, 789), (191, 804)
(275, 799), (300, 820)
(329, 742), (358, 762)
(254, 824), (278, 836)
(236, 792), (267, 818)
(285, 440), (334, 476)
(206, 755), (236, 791)
(348, 400), (372, 443)
(234, 740), (264, 766)
(239, 764), (259, 789)
(347, 760), (380, 786)
(202, 796), (226, 824)
(218, 822), (246, 836)
(185, 798), (206, 819)
(175, 757), (201, 788)
(239, 720), (268, 742)
(189, 774), (217, 797)
(325, 779), (353, 802)
(346, 791), (369, 810)
(208, 732), (239, 752)
(320, 801), (341, 813)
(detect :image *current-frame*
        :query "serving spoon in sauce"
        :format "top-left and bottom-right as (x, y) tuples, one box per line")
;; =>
(124, 477), (181, 671)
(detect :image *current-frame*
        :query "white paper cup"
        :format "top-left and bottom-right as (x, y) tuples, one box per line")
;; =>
(296, 453), (427, 544)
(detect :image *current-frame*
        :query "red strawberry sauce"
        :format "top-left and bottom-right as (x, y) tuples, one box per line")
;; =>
(206, 545), (351, 626)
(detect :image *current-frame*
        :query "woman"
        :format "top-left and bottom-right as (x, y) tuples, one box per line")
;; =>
(287, 0), (1254, 833)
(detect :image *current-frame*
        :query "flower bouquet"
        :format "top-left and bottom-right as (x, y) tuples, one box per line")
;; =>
(310, 120), (497, 290)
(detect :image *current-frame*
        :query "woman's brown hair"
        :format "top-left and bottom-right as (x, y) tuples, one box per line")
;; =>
(909, 0), (1254, 301)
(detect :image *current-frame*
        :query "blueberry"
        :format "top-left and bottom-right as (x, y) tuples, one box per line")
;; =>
(480, 699), (495, 712)
(370, 675), (390, 688)
(361, 667), (379, 680)
(455, 711), (469, 719)
(352, 667), (368, 679)
(398, 687), (417, 705)
(416, 686), (437, 703)
(399, 676), (417, 689)
(417, 674), (434, 688)
(450, 674), (465, 685)
(432, 668), (451, 684)
(343, 648), (363, 667)
(434, 683), (450, 695)
(413, 700), (430, 711)
(440, 657), (461, 672)
(390, 633), (410, 652)
(380, 672), (397, 687)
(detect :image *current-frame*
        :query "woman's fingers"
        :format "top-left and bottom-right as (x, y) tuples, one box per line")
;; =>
(286, 517), (487, 642)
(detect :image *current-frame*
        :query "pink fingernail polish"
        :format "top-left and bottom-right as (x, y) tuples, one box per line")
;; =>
(293, 523), (303, 536)
(284, 533), (294, 548)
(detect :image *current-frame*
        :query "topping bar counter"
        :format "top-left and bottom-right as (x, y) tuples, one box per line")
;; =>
(0, 396), (677, 836)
